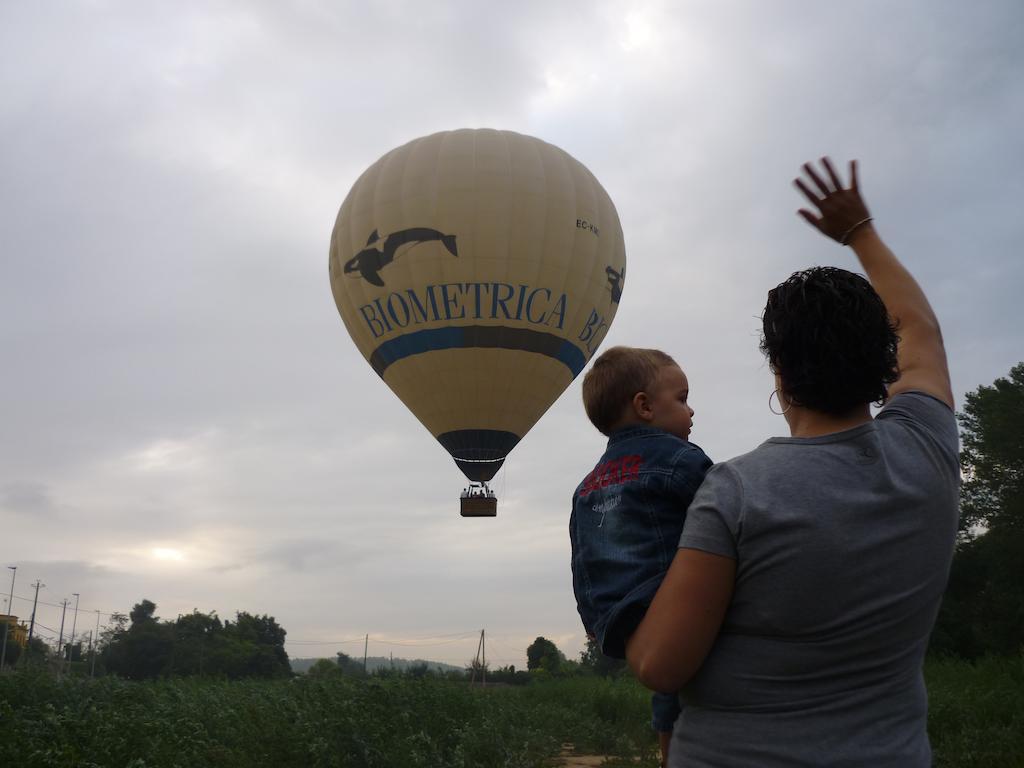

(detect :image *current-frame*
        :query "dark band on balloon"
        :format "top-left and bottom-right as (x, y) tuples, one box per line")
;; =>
(368, 326), (587, 378)
(437, 429), (520, 482)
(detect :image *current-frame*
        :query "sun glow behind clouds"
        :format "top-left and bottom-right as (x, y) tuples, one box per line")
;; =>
(620, 9), (656, 51)
(152, 547), (185, 562)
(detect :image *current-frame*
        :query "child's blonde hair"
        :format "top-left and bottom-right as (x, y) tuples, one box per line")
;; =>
(582, 346), (676, 436)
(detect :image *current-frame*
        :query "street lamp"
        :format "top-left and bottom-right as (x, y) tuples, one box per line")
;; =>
(0, 566), (15, 672)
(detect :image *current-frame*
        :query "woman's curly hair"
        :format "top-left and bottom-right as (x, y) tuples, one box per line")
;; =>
(760, 267), (900, 414)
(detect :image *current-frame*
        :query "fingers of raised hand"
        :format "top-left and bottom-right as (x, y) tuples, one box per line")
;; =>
(822, 157), (843, 190)
(797, 208), (824, 231)
(802, 162), (832, 197)
(794, 178), (823, 207)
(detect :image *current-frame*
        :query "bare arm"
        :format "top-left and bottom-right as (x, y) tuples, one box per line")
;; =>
(795, 158), (954, 408)
(625, 548), (735, 693)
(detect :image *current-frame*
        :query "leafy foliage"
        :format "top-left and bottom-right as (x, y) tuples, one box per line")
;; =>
(578, 635), (627, 677)
(336, 651), (368, 676)
(0, 659), (1017, 767)
(931, 363), (1024, 658)
(926, 655), (1024, 767)
(526, 636), (564, 674)
(100, 600), (290, 680)
(0, 668), (657, 767)
(958, 362), (1024, 536)
(1, 632), (49, 669)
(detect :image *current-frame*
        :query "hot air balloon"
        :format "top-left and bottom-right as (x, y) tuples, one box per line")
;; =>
(329, 129), (625, 516)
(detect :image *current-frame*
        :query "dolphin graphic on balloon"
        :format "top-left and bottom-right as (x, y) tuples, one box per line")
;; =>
(329, 129), (626, 516)
(343, 227), (459, 287)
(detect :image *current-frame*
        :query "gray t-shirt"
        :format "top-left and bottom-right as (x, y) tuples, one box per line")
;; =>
(674, 392), (959, 767)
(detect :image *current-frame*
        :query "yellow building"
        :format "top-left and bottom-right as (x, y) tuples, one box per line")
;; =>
(1, 614), (29, 648)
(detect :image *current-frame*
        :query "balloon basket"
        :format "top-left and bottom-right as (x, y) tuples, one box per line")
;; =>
(460, 482), (497, 517)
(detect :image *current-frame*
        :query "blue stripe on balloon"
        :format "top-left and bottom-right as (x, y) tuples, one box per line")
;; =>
(368, 326), (587, 378)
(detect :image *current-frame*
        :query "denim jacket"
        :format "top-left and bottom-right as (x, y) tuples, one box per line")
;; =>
(570, 425), (712, 659)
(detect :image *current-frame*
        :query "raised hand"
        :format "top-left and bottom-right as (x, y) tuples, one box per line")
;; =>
(794, 158), (873, 245)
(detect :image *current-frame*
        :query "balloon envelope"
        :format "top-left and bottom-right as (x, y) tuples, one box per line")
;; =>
(329, 129), (625, 481)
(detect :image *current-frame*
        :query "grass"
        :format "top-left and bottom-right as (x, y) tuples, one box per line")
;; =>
(0, 671), (657, 768)
(0, 656), (1020, 767)
(925, 654), (1024, 767)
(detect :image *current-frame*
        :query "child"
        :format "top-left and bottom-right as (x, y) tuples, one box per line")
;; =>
(569, 346), (713, 765)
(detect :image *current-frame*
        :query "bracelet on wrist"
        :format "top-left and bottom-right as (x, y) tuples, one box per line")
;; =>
(839, 217), (873, 246)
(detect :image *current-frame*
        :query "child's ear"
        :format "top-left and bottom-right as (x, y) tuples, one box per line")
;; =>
(632, 390), (654, 421)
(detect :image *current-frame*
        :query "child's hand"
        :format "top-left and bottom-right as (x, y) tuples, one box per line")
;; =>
(794, 158), (873, 245)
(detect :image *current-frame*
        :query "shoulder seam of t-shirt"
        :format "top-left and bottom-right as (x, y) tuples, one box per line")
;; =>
(717, 461), (746, 541)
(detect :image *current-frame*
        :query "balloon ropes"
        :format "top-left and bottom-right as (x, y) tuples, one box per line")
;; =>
(329, 129), (625, 516)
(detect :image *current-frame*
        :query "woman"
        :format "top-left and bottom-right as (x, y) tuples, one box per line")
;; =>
(627, 158), (958, 766)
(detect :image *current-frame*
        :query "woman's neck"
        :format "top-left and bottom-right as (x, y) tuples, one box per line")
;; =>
(783, 403), (872, 438)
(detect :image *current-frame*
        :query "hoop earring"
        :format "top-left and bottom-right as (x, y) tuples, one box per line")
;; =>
(769, 389), (792, 416)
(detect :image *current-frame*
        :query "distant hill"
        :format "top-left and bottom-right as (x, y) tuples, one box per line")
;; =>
(290, 656), (464, 675)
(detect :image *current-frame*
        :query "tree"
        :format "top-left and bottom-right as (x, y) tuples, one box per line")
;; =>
(930, 363), (1024, 658)
(2, 624), (23, 668)
(63, 641), (83, 662)
(931, 525), (1024, 657)
(198, 612), (290, 679)
(19, 636), (50, 666)
(526, 636), (564, 673)
(307, 658), (342, 678)
(336, 651), (366, 676)
(0, 632), (50, 670)
(959, 362), (1024, 536)
(129, 599), (158, 625)
(169, 610), (222, 676)
(100, 599), (293, 679)
(97, 612), (129, 676)
(99, 612), (128, 648)
(579, 635), (627, 677)
(117, 600), (175, 679)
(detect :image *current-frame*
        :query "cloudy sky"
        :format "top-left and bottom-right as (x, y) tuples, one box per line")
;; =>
(2, 0), (1021, 667)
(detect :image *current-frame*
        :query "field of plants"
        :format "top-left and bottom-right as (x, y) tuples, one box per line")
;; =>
(1, 656), (1021, 767)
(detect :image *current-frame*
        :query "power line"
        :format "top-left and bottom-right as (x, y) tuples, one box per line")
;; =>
(9, 593), (119, 622)
(486, 637), (528, 657)
(287, 637), (365, 646)
(371, 636), (478, 648)
(287, 630), (480, 647)
(375, 629), (482, 641)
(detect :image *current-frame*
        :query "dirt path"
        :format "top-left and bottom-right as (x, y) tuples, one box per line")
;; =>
(552, 743), (628, 767)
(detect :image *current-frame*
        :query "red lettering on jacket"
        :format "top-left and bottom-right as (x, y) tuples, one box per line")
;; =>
(579, 455), (643, 497)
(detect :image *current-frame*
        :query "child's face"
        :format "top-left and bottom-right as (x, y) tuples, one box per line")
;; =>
(646, 364), (694, 440)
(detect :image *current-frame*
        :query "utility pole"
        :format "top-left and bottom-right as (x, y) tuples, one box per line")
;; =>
(91, 610), (100, 677)
(27, 580), (44, 643)
(363, 634), (368, 673)
(471, 629), (486, 687)
(57, 599), (68, 672)
(0, 566), (15, 671)
(68, 593), (80, 665)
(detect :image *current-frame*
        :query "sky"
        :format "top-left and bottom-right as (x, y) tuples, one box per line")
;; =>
(2, 0), (1022, 668)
